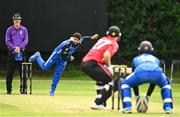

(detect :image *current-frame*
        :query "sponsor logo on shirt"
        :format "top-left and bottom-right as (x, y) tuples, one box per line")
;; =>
(19, 31), (23, 34)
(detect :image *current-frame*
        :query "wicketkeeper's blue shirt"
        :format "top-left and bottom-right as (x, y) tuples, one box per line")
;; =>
(132, 53), (162, 72)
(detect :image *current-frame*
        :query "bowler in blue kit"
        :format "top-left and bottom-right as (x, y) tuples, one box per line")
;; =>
(120, 41), (173, 114)
(29, 33), (98, 96)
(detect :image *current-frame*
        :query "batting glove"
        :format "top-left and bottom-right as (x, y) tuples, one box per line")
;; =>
(106, 65), (114, 76)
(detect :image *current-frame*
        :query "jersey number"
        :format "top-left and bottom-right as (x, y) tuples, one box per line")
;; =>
(92, 40), (111, 50)
(138, 55), (156, 63)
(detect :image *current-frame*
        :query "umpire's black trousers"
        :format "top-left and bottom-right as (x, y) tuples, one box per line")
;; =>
(6, 50), (25, 93)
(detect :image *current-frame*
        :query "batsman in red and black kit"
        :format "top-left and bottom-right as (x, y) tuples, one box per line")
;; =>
(81, 26), (121, 109)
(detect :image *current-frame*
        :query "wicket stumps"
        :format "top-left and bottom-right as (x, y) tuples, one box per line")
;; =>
(112, 65), (132, 110)
(21, 62), (32, 94)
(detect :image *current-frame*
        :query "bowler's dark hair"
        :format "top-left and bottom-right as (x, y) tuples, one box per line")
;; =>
(72, 32), (81, 40)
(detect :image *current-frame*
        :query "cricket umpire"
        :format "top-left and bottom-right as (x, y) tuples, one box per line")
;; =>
(5, 13), (28, 94)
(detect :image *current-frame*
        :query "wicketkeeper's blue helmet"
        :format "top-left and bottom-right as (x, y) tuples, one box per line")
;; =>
(138, 40), (154, 54)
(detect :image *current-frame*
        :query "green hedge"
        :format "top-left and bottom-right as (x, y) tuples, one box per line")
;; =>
(107, 0), (180, 62)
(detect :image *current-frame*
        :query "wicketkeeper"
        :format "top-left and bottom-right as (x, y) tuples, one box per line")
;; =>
(120, 41), (173, 114)
(29, 33), (98, 96)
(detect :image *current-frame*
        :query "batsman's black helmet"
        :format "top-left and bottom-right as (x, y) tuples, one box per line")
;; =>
(12, 13), (22, 20)
(107, 26), (121, 37)
(72, 32), (81, 40)
(138, 40), (154, 54)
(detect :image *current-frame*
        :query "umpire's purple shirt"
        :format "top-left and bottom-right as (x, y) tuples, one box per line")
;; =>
(5, 25), (28, 50)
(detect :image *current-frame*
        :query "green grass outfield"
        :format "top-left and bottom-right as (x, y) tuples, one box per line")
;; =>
(0, 76), (180, 117)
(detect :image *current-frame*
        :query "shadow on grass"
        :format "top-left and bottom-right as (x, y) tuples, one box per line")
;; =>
(0, 103), (19, 111)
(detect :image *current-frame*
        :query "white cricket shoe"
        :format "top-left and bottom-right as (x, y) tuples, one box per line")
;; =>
(165, 107), (173, 114)
(90, 102), (106, 110)
(122, 107), (132, 113)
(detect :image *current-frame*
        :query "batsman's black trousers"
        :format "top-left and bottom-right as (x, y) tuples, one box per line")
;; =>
(81, 61), (119, 91)
(6, 50), (26, 93)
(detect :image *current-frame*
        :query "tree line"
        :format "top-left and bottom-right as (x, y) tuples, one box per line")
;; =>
(107, 0), (180, 62)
